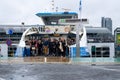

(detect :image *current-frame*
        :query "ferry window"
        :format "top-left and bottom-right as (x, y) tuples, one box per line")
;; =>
(96, 47), (101, 51)
(51, 22), (57, 25)
(103, 47), (109, 50)
(91, 46), (110, 57)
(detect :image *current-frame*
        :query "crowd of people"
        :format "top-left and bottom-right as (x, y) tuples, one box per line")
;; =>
(24, 37), (73, 57)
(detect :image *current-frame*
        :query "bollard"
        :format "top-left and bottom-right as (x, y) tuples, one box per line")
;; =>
(44, 57), (47, 63)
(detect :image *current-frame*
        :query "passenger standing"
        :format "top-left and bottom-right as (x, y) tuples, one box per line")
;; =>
(31, 39), (36, 56)
(49, 39), (56, 56)
(53, 39), (56, 56)
(24, 40), (30, 57)
(49, 39), (53, 56)
(61, 39), (66, 57)
(55, 39), (60, 56)
(65, 44), (69, 57)
(29, 40), (32, 56)
(35, 40), (39, 56)
(59, 38), (64, 57)
(38, 40), (43, 56)
(43, 38), (49, 56)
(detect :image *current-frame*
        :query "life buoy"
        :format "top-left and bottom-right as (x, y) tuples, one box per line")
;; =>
(45, 27), (50, 32)
(64, 27), (70, 32)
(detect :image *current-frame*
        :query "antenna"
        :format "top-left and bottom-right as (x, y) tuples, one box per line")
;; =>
(51, 0), (55, 12)
(56, 7), (58, 12)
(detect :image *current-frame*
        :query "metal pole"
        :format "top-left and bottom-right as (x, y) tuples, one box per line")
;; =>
(76, 0), (82, 57)
(76, 24), (80, 57)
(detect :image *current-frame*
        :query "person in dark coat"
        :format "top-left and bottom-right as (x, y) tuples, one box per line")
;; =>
(49, 39), (56, 56)
(61, 39), (66, 57)
(55, 39), (60, 56)
(31, 39), (36, 56)
(38, 40), (43, 56)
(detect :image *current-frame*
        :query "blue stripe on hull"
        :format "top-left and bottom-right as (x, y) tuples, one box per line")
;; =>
(70, 47), (89, 57)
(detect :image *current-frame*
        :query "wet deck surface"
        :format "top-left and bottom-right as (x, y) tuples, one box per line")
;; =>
(0, 63), (120, 80)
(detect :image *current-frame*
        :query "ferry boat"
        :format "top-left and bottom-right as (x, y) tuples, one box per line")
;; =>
(0, 11), (114, 58)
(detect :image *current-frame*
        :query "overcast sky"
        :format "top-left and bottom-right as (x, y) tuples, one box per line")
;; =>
(0, 0), (120, 30)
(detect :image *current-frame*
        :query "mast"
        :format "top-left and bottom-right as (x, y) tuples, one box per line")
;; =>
(76, 0), (82, 57)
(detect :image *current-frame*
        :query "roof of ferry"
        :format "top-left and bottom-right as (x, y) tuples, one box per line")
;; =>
(36, 12), (78, 17)
(86, 27), (111, 34)
(0, 25), (111, 34)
